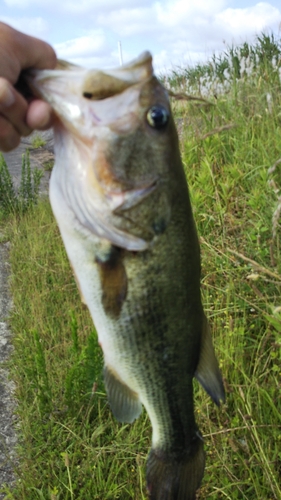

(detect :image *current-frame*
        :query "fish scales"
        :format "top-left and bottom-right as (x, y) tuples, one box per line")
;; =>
(25, 51), (225, 500)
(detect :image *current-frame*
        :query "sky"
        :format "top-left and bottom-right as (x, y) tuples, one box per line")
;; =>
(1, 0), (281, 74)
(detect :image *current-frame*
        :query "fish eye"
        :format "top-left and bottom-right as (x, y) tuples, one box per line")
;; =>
(146, 105), (169, 129)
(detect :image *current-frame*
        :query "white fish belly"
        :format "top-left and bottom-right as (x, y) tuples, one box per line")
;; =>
(49, 167), (143, 395)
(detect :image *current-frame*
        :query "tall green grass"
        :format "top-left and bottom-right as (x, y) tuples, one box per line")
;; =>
(2, 202), (149, 500)
(1, 33), (281, 499)
(0, 151), (42, 215)
(163, 32), (281, 97)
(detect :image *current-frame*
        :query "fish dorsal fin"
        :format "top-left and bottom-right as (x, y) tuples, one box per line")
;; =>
(195, 315), (225, 406)
(104, 365), (142, 423)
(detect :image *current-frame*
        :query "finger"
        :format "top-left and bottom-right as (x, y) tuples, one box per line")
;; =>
(0, 76), (15, 108)
(0, 77), (31, 136)
(18, 32), (57, 72)
(0, 115), (20, 152)
(26, 99), (55, 130)
(0, 22), (57, 83)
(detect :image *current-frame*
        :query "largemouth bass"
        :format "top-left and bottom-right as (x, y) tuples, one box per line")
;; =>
(26, 52), (225, 500)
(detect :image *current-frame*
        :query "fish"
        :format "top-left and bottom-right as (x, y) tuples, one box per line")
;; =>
(25, 52), (225, 500)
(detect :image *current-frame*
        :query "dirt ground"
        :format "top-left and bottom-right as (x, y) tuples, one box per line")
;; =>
(0, 130), (54, 498)
(0, 238), (16, 499)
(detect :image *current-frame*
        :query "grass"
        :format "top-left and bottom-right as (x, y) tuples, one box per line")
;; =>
(0, 151), (43, 215)
(1, 33), (281, 499)
(43, 160), (54, 172)
(30, 134), (47, 149)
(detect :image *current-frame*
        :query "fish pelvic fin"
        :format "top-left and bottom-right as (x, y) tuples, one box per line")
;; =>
(104, 365), (142, 423)
(195, 315), (225, 406)
(146, 434), (205, 500)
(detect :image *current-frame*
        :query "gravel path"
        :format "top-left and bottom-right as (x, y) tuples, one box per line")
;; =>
(0, 238), (16, 499)
(0, 131), (54, 498)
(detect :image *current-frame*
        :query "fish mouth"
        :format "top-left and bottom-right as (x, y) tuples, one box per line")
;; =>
(81, 51), (153, 100)
(25, 52), (170, 251)
(25, 51), (154, 135)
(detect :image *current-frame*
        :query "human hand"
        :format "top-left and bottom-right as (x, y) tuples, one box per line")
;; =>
(0, 22), (57, 152)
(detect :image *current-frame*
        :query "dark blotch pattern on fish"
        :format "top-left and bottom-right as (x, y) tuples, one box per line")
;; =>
(152, 216), (167, 235)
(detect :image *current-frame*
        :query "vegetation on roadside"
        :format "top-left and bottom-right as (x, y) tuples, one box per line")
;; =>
(163, 32), (281, 97)
(43, 159), (55, 172)
(30, 134), (47, 149)
(0, 32), (281, 499)
(0, 151), (43, 216)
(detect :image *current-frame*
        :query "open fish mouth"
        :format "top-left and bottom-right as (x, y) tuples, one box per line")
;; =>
(25, 51), (154, 137)
(24, 51), (171, 251)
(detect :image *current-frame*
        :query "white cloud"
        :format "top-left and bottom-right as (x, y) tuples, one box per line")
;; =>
(94, 1), (281, 50)
(3, 0), (152, 13)
(150, 2), (281, 72)
(3, 0), (30, 6)
(155, 0), (225, 26)
(0, 15), (49, 37)
(215, 2), (281, 37)
(1, 0), (281, 73)
(97, 7), (155, 36)
(53, 31), (122, 68)
(63, 0), (152, 14)
(55, 31), (107, 58)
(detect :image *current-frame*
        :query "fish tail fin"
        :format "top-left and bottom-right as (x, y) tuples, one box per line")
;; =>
(146, 433), (205, 500)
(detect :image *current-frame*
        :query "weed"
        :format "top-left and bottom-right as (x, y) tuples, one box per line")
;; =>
(64, 312), (103, 414)
(31, 134), (47, 149)
(43, 159), (54, 172)
(0, 150), (43, 216)
(164, 32), (281, 98)
(18, 150), (43, 211)
(0, 153), (17, 214)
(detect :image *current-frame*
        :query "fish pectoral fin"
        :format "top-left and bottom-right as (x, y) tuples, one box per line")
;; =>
(195, 315), (225, 406)
(104, 365), (142, 423)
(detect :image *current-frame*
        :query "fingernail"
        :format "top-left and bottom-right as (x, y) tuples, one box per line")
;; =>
(0, 81), (15, 109)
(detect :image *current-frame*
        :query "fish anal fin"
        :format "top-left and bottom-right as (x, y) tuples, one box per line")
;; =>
(95, 245), (127, 318)
(146, 433), (205, 500)
(104, 365), (142, 423)
(195, 315), (225, 406)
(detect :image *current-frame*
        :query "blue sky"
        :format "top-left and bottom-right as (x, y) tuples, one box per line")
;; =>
(1, 1), (281, 73)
